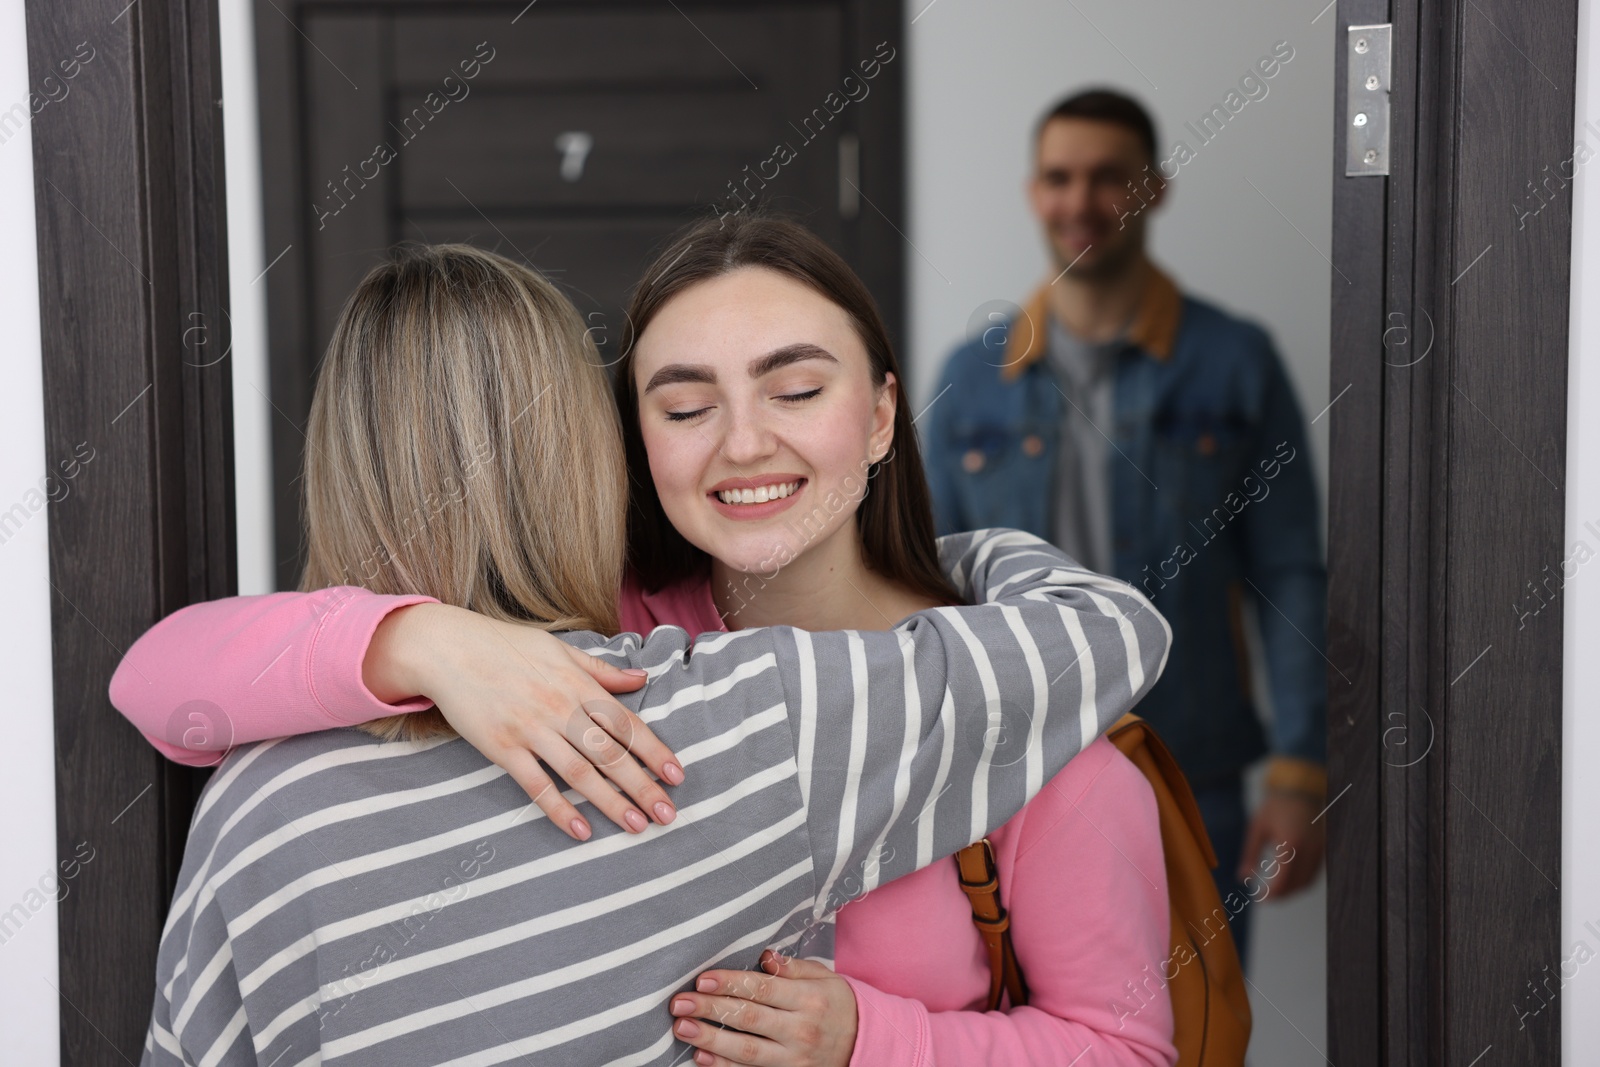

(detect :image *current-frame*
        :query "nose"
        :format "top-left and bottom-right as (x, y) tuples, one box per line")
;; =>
(1061, 177), (1097, 222)
(716, 398), (778, 467)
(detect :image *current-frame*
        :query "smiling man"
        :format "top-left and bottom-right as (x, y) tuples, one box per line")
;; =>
(922, 88), (1330, 967)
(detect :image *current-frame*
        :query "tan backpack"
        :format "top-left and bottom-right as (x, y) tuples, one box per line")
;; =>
(955, 713), (1252, 1065)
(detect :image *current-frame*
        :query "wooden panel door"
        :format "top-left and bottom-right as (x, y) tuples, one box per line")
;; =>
(258, 0), (903, 589)
(1325, 0), (1576, 1061)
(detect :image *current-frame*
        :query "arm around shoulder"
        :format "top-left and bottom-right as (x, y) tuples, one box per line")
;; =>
(772, 529), (1172, 931)
(108, 587), (437, 765)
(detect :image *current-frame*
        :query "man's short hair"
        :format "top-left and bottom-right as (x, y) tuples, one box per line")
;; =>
(1035, 89), (1158, 165)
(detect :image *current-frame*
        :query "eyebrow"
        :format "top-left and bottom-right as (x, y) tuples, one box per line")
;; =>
(642, 343), (839, 394)
(748, 342), (838, 378)
(642, 363), (716, 393)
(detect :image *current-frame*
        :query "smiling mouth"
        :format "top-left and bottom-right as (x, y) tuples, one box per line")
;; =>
(712, 480), (804, 506)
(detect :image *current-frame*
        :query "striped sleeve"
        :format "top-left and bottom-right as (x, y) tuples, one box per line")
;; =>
(768, 529), (1171, 940)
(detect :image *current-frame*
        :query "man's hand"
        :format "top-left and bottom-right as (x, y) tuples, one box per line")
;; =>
(1237, 789), (1326, 897)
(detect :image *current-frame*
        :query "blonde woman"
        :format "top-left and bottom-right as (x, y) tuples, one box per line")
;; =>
(116, 244), (1170, 1066)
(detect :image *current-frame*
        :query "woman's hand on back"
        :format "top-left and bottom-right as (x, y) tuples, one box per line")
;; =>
(670, 951), (858, 1067)
(365, 602), (684, 840)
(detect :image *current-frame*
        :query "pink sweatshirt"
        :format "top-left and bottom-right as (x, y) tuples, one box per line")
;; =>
(624, 574), (1176, 1067)
(111, 578), (1177, 1067)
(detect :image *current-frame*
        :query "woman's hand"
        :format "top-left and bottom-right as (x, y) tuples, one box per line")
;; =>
(670, 950), (858, 1067)
(365, 602), (684, 840)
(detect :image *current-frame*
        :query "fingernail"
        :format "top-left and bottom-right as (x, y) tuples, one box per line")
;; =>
(622, 668), (649, 678)
(671, 997), (695, 1016)
(696, 976), (718, 992)
(570, 818), (591, 841)
(624, 809), (648, 833)
(654, 801), (676, 825)
(663, 761), (684, 785)
(695, 1050), (714, 1065)
(676, 1019), (701, 1039)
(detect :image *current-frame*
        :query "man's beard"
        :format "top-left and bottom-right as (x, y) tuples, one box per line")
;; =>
(1052, 227), (1143, 282)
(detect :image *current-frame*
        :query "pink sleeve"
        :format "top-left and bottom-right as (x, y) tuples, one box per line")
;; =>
(108, 587), (438, 766)
(844, 744), (1178, 1067)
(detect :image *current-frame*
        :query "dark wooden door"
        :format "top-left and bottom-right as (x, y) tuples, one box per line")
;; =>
(1325, 0), (1575, 1062)
(258, 0), (904, 589)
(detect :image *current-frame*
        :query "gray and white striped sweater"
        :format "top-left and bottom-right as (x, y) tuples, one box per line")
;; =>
(142, 529), (1171, 1067)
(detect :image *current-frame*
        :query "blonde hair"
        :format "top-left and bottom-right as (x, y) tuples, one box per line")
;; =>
(300, 244), (627, 741)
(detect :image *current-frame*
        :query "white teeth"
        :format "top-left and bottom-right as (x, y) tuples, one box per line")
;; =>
(717, 481), (799, 505)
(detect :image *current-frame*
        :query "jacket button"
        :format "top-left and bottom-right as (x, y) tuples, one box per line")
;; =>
(963, 449), (986, 473)
(1022, 434), (1044, 457)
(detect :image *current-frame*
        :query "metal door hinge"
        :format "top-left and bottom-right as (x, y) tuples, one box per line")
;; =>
(1346, 24), (1391, 176)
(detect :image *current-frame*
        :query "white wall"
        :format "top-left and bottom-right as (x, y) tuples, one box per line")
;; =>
(0, 0), (63, 1060)
(1563, 0), (1600, 1059)
(219, 0), (275, 596)
(904, 0), (1334, 492)
(905, 3), (1334, 1062)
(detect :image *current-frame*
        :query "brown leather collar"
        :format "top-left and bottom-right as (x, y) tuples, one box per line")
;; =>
(1000, 263), (1182, 381)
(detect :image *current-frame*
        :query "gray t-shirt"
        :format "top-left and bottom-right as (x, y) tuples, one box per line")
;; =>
(1045, 318), (1125, 574)
(141, 530), (1170, 1067)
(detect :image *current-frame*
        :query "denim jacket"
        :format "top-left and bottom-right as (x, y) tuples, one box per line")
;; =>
(921, 266), (1328, 792)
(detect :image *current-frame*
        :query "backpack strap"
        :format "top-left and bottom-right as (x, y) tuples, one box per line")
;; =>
(954, 839), (1029, 1011)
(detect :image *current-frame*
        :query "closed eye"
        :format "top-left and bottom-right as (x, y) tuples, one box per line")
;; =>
(776, 388), (822, 404)
(664, 407), (711, 423)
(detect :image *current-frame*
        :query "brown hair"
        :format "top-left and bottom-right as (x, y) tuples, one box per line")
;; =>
(1037, 87), (1158, 164)
(301, 243), (628, 741)
(614, 213), (959, 608)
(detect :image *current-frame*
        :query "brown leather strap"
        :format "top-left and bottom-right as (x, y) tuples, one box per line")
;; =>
(955, 839), (1028, 1011)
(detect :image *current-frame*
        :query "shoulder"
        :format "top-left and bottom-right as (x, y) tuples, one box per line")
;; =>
(1048, 734), (1155, 810)
(189, 731), (446, 835)
(924, 333), (1048, 445)
(934, 333), (1017, 392)
(990, 735), (1159, 856)
(1176, 293), (1280, 369)
(620, 568), (727, 637)
(1171, 295), (1296, 424)
(171, 730), (451, 911)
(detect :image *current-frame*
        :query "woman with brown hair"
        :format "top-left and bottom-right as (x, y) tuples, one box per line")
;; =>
(114, 227), (1175, 1066)
(608, 216), (1175, 1067)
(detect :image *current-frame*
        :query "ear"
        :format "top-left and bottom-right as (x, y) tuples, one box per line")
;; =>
(1145, 167), (1170, 212)
(870, 372), (898, 462)
(1025, 171), (1048, 221)
(1145, 170), (1171, 211)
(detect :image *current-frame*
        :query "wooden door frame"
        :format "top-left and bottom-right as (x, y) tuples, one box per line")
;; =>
(1327, 0), (1575, 1062)
(25, 0), (233, 1059)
